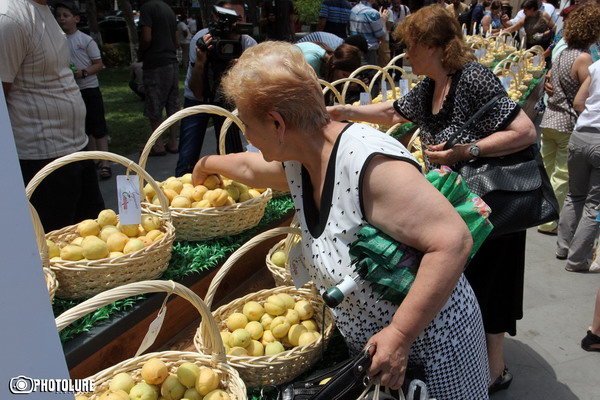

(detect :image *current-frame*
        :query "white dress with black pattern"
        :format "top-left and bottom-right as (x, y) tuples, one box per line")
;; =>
(283, 123), (490, 400)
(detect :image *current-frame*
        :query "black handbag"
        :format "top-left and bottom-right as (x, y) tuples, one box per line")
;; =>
(267, 347), (427, 400)
(443, 94), (560, 236)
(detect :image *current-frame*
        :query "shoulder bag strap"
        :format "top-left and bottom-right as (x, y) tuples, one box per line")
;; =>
(443, 92), (505, 150)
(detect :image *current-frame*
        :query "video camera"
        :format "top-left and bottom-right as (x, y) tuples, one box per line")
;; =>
(197, 5), (253, 60)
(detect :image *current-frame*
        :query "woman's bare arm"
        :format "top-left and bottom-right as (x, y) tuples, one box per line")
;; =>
(192, 152), (289, 191)
(361, 156), (472, 390)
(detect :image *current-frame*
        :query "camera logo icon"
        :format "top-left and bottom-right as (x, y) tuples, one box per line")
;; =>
(9, 376), (35, 394)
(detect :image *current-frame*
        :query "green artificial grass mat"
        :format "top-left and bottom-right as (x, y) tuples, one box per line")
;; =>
(55, 196), (294, 342)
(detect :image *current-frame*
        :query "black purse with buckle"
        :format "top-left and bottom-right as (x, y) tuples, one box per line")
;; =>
(443, 94), (559, 236)
(265, 346), (427, 400)
(272, 347), (372, 400)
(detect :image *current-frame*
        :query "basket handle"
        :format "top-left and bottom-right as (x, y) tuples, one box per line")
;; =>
(140, 105), (245, 170)
(203, 226), (302, 310)
(328, 77), (370, 105)
(28, 202), (49, 267)
(348, 65), (396, 99)
(319, 79), (344, 105)
(55, 280), (228, 364)
(217, 108), (248, 156)
(24, 151), (171, 219)
(386, 53), (405, 68)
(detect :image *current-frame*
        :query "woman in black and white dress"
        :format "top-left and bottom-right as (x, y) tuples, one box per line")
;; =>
(192, 39), (490, 399)
(329, 5), (537, 395)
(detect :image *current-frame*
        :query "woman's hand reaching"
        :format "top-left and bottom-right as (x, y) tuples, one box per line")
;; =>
(424, 142), (470, 166)
(366, 325), (411, 390)
(327, 104), (350, 121)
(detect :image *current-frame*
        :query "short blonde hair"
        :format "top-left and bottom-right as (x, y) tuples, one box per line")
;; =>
(221, 41), (330, 133)
(394, 5), (475, 71)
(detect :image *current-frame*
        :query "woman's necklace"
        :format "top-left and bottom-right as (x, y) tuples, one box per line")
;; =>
(434, 74), (452, 114)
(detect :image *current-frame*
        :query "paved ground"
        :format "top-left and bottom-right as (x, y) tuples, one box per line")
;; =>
(98, 126), (600, 400)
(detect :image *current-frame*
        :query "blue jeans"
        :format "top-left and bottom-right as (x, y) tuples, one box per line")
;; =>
(175, 98), (243, 177)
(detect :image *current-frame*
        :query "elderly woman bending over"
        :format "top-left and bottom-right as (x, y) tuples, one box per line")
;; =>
(192, 41), (490, 399)
(328, 5), (537, 395)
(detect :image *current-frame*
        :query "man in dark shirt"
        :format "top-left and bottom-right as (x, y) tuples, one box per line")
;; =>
(316, 0), (353, 38)
(471, 0), (489, 34)
(262, 0), (295, 41)
(139, 0), (180, 155)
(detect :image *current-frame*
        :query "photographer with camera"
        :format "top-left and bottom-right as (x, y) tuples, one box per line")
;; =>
(175, 0), (257, 177)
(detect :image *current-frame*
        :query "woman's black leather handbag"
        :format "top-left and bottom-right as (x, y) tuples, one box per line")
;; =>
(267, 347), (427, 400)
(271, 348), (373, 400)
(443, 94), (560, 236)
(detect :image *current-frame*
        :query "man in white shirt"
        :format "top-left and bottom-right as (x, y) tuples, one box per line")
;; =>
(177, 14), (192, 69)
(0, 0), (105, 231)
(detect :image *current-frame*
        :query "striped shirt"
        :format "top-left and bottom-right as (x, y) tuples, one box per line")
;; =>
(0, 0), (87, 160)
(349, 1), (385, 50)
(297, 31), (344, 50)
(319, 0), (352, 38)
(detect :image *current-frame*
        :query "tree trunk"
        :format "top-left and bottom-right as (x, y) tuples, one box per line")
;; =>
(117, 0), (139, 62)
(85, 0), (103, 46)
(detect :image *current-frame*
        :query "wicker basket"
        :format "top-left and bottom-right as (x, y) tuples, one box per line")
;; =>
(43, 267), (58, 302)
(139, 105), (272, 241)
(25, 151), (175, 299)
(28, 201), (59, 302)
(55, 280), (247, 400)
(195, 227), (335, 389)
(265, 218), (304, 287)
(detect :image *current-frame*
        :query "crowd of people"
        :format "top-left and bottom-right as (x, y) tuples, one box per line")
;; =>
(1, 0), (600, 399)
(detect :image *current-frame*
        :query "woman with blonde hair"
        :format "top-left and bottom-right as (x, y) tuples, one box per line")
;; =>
(329, 4), (537, 394)
(193, 40), (490, 398)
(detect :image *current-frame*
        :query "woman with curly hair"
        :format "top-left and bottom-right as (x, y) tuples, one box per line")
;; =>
(329, 4), (537, 395)
(538, 2), (600, 236)
(555, 2), (600, 271)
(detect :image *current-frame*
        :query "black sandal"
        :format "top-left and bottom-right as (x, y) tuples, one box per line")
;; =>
(582, 330), (600, 352)
(98, 166), (112, 180)
(489, 366), (513, 395)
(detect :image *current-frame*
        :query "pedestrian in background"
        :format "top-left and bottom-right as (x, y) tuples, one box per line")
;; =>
(0, 0), (105, 232)
(55, 1), (112, 180)
(177, 14), (192, 70)
(538, 2), (599, 235)
(349, 0), (386, 65)
(138, 0), (180, 156)
(316, 0), (353, 38)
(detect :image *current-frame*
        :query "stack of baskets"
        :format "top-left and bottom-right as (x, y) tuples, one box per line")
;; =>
(26, 151), (175, 299)
(195, 227), (335, 389)
(139, 105), (272, 241)
(55, 280), (247, 399)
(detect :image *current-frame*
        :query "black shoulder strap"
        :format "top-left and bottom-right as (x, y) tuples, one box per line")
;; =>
(443, 93), (504, 150)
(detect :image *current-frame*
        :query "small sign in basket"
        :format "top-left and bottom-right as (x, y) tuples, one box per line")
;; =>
(25, 151), (176, 299)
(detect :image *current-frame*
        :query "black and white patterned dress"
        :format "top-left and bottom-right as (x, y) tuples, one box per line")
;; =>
(393, 62), (521, 171)
(283, 123), (490, 400)
(393, 61), (526, 338)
